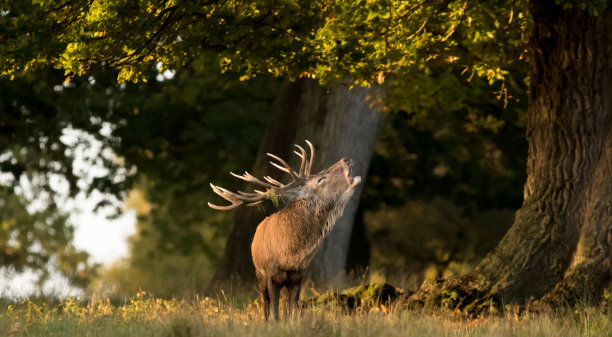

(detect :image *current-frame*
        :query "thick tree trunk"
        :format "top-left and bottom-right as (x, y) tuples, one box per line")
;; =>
(296, 82), (383, 284)
(207, 79), (383, 293)
(470, 0), (612, 305)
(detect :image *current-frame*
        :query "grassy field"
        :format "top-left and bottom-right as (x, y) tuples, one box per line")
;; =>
(1, 291), (612, 337)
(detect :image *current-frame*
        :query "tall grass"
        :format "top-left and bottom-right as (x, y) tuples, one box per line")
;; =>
(1, 291), (611, 337)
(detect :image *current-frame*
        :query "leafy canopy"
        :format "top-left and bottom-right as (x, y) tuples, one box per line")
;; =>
(2, 0), (530, 94)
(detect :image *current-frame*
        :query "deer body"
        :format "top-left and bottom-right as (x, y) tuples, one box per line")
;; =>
(209, 142), (360, 320)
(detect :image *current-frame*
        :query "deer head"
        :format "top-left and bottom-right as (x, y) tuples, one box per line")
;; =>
(208, 140), (361, 210)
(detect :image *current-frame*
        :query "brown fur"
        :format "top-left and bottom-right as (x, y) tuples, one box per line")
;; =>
(251, 158), (360, 320)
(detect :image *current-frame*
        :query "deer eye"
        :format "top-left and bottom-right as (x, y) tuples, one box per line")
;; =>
(317, 177), (326, 184)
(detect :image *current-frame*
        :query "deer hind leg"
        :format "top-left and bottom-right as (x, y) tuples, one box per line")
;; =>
(287, 281), (302, 318)
(257, 274), (270, 321)
(284, 287), (290, 318)
(267, 278), (281, 321)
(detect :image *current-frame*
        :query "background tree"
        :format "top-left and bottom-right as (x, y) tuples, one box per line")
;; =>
(0, 68), (128, 289)
(5, 0), (610, 307)
(465, 0), (612, 306)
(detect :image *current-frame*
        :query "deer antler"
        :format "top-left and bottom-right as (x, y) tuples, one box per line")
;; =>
(305, 140), (315, 175)
(208, 140), (315, 210)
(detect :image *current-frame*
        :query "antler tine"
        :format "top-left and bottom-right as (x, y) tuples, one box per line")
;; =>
(213, 184), (265, 202)
(208, 183), (241, 210)
(267, 153), (299, 180)
(238, 190), (264, 197)
(305, 140), (315, 175)
(208, 183), (267, 210)
(208, 202), (241, 211)
(294, 144), (307, 177)
(264, 176), (284, 187)
(230, 171), (273, 189)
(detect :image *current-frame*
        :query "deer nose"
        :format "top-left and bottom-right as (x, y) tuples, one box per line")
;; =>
(342, 158), (353, 165)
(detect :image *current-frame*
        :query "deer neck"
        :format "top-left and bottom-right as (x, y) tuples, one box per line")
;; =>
(293, 194), (353, 264)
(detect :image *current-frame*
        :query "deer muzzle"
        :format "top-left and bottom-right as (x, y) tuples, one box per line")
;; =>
(343, 158), (361, 186)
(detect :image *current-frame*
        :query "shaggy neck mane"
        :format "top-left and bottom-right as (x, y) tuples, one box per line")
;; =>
(299, 191), (354, 260)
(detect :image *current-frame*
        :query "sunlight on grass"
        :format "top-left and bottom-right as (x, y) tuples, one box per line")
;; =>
(1, 291), (612, 337)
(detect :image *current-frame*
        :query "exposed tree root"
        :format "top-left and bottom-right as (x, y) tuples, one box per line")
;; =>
(299, 274), (612, 318)
(400, 276), (501, 317)
(301, 283), (401, 312)
(537, 262), (612, 307)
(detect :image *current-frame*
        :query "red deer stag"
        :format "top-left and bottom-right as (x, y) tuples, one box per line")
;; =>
(208, 140), (361, 320)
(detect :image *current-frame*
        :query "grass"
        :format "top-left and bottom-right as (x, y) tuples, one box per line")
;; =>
(1, 291), (612, 337)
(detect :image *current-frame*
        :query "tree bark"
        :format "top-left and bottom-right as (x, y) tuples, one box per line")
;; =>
(469, 0), (612, 305)
(207, 79), (383, 292)
(296, 82), (383, 285)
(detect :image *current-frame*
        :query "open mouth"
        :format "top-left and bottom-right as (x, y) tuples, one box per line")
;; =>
(345, 160), (361, 186)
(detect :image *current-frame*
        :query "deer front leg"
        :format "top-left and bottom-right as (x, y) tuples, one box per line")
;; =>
(267, 278), (281, 320)
(260, 285), (270, 321)
(284, 288), (291, 318)
(287, 282), (302, 318)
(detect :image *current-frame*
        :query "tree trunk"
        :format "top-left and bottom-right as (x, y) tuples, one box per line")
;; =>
(470, 0), (612, 305)
(207, 78), (383, 293)
(296, 82), (383, 285)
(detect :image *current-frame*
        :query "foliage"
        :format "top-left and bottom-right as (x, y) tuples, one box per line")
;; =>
(364, 75), (527, 211)
(556, 0), (611, 15)
(363, 199), (516, 284)
(2, 292), (612, 337)
(1, 0), (530, 103)
(96, 188), (226, 298)
(0, 187), (93, 288)
(96, 54), (276, 244)
(0, 66), (133, 213)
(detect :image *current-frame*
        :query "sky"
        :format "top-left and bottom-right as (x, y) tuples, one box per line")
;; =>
(1, 126), (137, 298)
(62, 124), (137, 265)
(71, 194), (136, 265)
